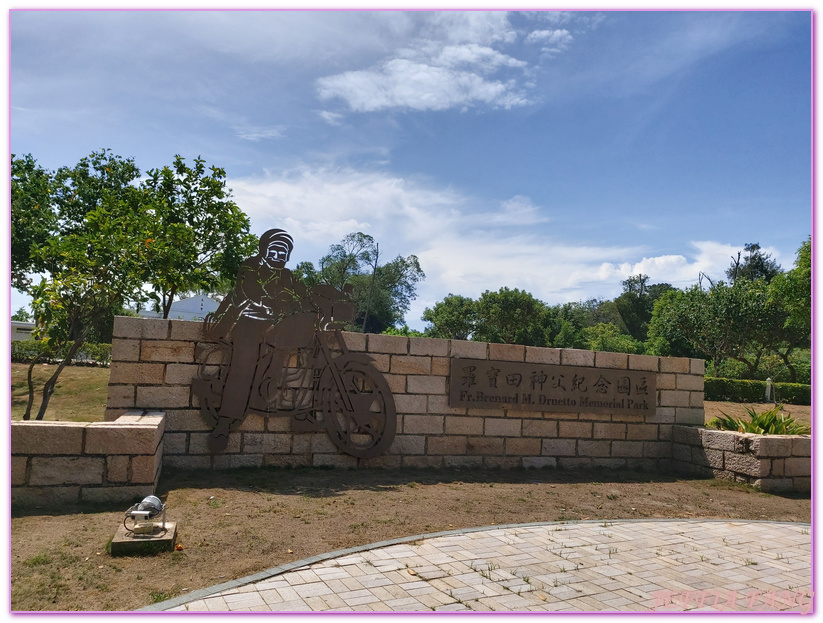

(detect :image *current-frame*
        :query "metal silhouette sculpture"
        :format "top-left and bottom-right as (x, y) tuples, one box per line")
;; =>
(192, 229), (396, 459)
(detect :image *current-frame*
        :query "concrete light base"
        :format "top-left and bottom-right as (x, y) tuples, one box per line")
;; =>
(110, 521), (177, 556)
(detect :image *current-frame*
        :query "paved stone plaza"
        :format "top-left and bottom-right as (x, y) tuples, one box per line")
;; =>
(144, 519), (812, 612)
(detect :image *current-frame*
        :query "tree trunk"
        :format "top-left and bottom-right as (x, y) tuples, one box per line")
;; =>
(361, 243), (379, 333)
(779, 349), (798, 383)
(162, 285), (177, 319)
(23, 351), (48, 420)
(34, 339), (86, 420)
(731, 354), (759, 379)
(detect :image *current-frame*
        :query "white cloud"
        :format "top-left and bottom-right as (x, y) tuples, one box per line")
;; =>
(525, 28), (574, 55)
(229, 165), (745, 330)
(424, 11), (517, 45)
(317, 58), (530, 112)
(468, 195), (549, 226)
(590, 240), (770, 292)
(164, 11), (417, 66)
(315, 12), (533, 114)
(527, 10), (606, 30)
(235, 126), (284, 142)
(229, 165), (465, 249)
(317, 111), (344, 126)
(436, 44), (527, 73)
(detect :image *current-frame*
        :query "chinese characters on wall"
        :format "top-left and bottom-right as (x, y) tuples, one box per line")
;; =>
(448, 358), (656, 416)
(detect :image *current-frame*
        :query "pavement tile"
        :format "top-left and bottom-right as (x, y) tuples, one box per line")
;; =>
(203, 596), (229, 611)
(318, 594), (348, 610)
(155, 520), (810, 613)
(254, 578), (291, 591)
(339, 576), (366, 591)
(302, 596), (328, 610)
(293, 581), (334, 598)
(345, 594), (382, 607)
(223, 592), (266, 608)
(358, 574), (393, 588)
(415, 592), (454, 609)
(273, 585), (300, 602)
(257, 588), (284, 605)
(406, 584), (440, 597)
(313, 568), (351, 581)
(272, 599), (313, 611)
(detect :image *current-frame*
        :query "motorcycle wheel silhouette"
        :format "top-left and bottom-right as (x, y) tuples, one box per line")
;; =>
(317, 355), (396, 459)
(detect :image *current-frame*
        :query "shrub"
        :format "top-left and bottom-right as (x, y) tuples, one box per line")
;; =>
(705, 377), (810, 405)
(10, 340), (112, 367)
(705, 352), (811, 385)
(707, 405), (810, 435)
(74, 343), (112, 367)
(11, 340), (49, 363)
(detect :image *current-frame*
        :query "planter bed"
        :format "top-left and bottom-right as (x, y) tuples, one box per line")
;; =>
(671, 425), (810, 493)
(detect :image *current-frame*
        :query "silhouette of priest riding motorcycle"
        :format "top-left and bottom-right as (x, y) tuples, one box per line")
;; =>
(192, 229), (396, 459)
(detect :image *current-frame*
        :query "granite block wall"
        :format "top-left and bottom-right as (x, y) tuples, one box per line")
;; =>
(106, 317), (705, 471)
(671, 426), (811, 493)
(11, 411), (164, 507)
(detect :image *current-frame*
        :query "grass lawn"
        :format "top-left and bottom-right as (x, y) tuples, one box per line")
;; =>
(11, 363), (110, 422)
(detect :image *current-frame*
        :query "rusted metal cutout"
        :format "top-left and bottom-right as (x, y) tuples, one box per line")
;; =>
(449, 358), (656, 416)
(192, 229), (396, 458)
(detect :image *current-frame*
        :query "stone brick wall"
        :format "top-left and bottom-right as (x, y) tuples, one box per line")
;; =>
(671, 426), (811, 493)
(106, 317), (705, 471)
(11, 411), (164, 507)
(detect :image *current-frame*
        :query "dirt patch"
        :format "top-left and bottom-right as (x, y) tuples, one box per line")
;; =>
(11, 466), (810, 612)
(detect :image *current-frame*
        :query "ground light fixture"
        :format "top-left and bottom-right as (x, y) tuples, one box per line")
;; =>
(110, 495), (178, 556)
(124, 495), (167, 535)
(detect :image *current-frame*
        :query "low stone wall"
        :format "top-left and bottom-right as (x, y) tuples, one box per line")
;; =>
(106, 317), (705, 472)
(671, 426), (811, 493)
(11, 411), (164, 507)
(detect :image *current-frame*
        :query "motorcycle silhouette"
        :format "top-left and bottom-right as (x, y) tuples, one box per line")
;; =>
(193, 283), (396, 459)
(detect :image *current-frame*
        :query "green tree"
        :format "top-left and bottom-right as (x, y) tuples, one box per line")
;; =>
(292, 261), (322, 289)
(141, 155), (257, 318)
(770, 237), (811, 336)
(613, 274), (675, 342)
(25, 184), (151, 419)
(726, 242), (782, 283)
(52, 149), (142, 234)
(422, 294), (478, 340)
(544, 300), (609, 348)
(767, 237), (812, 381)
(15, 151), (171, 415)
(647, 280), (782, 376)
(351, 255), (425, 333)
(382, 324), (425, 337)
(11, 154), (56, 292)
(473, 287), (549, 346)
(553, 319), (584, 349)
(580, 323), (644, 354)
(301, 232), (425, 332)
(645, 290), (703, 359)
(318, 232), (376, 292)
(11, 307), (32, 322)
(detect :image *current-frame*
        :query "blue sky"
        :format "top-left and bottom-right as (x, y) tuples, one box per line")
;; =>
(9, 9), (813, 330)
